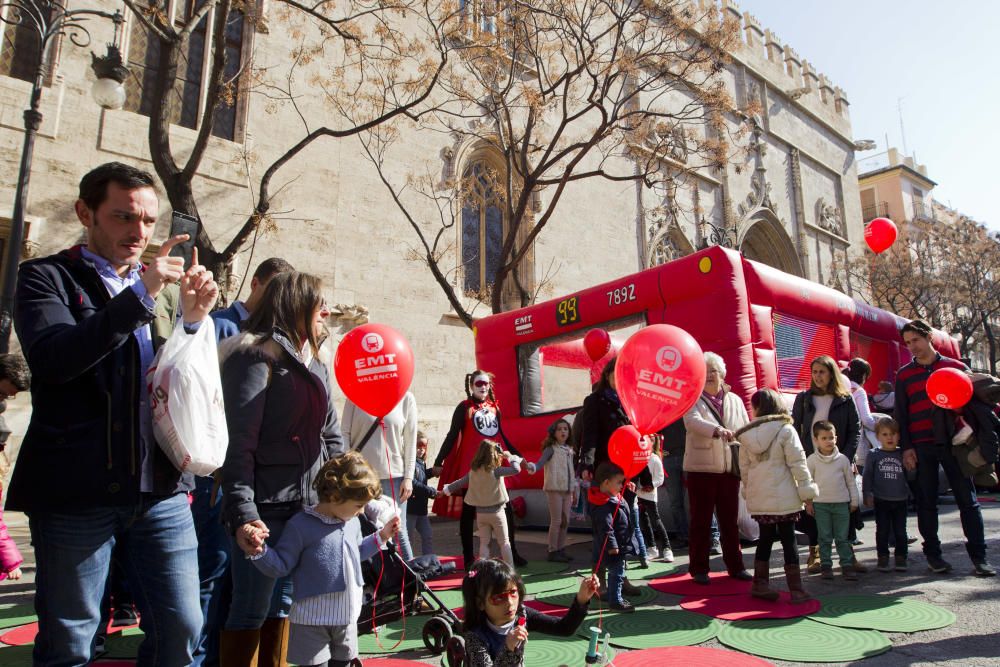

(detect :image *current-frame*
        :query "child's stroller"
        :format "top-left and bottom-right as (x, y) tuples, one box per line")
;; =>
(357, 514), (462, 656)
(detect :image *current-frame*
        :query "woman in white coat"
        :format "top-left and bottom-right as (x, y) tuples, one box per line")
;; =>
(342, 391), (418, 560)
(736, 388), (818, 603)
(682, 352), (752, 585)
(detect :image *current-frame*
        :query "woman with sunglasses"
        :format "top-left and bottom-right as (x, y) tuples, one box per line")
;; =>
(431, 370), (528, 568)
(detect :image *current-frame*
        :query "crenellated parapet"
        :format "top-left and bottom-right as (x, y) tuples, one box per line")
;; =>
(695, 0), (851, 135)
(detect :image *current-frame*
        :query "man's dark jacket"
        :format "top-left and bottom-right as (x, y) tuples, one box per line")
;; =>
(10, 246), (192, 511)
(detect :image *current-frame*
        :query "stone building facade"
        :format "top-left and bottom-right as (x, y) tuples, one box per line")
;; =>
(0, 0), (866, 448)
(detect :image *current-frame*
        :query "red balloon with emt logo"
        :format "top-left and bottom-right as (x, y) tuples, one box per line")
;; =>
(608, 425), (653, 478)
(864, 217), (897, 254)
(334, 323), (415, 418)
(926, 367), (973, 410)
(614, 324), (706, 435)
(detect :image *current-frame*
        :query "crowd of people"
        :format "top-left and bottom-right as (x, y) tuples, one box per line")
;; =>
(0, 162), (994, 666)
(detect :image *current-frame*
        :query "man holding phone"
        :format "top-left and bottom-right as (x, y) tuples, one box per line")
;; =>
(10, 162), (219, 664)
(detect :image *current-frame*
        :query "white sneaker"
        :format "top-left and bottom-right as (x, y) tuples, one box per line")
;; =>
(646, 547), (659, 560)
(661, 548), (674, 563)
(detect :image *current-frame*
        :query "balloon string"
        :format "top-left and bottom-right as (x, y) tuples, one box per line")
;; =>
(590, 495), (623, 633)
(371, 418), (406, 651)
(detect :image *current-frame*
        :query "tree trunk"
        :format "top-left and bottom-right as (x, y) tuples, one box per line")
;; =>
(982, 311), (998, 375)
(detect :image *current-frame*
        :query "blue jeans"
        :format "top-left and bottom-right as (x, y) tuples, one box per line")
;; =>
(661, 454), (689, 539)
(191, 476), (230, 666)
(226, 516), (293, 629)
(28, 493), (201, 666)
(604, 557), (625, 604)
(382, 478), (413, 561)
(630, 499), (647, 559)
(915, 442), (986, 562)
(406, 514), (434, 557)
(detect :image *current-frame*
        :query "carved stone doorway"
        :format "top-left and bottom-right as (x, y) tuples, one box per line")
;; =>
(739, 215), (803, 277)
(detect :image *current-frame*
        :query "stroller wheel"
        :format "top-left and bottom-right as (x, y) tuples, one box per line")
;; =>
(446, 634), (466, 667)
(422, 614), (454, 654)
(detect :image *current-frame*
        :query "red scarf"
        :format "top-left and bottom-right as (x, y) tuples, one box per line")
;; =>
(588, 486), (619, 506)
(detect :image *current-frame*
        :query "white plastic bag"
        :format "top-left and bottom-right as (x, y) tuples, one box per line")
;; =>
(148, 320), (228, 476)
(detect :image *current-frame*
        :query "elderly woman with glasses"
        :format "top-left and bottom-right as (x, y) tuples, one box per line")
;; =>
(682, 352), (753, 585)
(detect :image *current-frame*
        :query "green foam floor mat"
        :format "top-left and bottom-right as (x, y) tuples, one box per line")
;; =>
(0, 604), (36, 630)
(426, 588), (464, 610)
(358, 615), (432, 654)
(538, 583), (659, 610)
(809, 594), (956, 632)
(104, 632), (145, 658)
(718, 617), (891, 662)
(517, 560), (570, 577)
(628, 560), (682, 579)
(523, 633), (612, 665)
(523, 574), (583, 596)
(579, 608), (719, 649)
(0, 644), (34, 666)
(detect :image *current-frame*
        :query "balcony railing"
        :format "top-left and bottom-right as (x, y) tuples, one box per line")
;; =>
(863, 202), (889, 222)
(912, 201), (935, 221)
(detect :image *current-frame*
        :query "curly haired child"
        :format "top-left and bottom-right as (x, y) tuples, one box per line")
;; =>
(241, 452), (399, 667)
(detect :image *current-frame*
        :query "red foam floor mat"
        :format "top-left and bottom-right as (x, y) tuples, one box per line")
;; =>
(648, 571), (753, 597)
(609, 645), (774, 666)
(681, 592), (821, 620)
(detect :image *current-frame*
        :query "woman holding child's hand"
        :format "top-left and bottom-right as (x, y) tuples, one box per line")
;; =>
(219, 272), (346, 663)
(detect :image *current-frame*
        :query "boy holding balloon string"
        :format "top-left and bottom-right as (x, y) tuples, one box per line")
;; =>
(588, 461), (636, 613)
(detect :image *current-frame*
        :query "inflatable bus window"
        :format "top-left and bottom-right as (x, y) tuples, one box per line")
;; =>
(473, 245), (959, 493)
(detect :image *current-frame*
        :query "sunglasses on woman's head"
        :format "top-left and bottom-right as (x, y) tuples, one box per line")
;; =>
(488, 589), (519, 605)
(474, 380), (490, 388)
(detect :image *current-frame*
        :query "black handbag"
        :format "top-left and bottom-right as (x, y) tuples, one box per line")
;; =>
(700, 397), (741, 479)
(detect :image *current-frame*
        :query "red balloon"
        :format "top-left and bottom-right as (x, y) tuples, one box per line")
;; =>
(584, 328), (612, 362)
(864, 217), (898, 254)
(926, 368), (973, 410)
(614, 324), (706, 434)
(334, 324), (415, 418)
(608, 425), (652, 478)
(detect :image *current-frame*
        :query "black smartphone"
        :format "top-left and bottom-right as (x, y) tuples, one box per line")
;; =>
(169, 211), (200, 269)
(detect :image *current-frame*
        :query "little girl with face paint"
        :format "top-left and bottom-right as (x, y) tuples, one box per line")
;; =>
(432, 370), (527, 568)
(460, 558), (598, 667)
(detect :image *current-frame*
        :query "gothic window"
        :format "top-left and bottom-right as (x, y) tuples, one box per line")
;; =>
(461, 161), (505, 296)
(0, 3), (54, 82)
(125, 0), (246, 141)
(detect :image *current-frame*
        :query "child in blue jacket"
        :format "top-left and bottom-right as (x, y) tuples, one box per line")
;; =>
(589, 461), (635, 613)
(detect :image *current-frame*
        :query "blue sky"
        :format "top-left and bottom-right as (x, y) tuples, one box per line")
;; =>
(736, 0), (1000, 230)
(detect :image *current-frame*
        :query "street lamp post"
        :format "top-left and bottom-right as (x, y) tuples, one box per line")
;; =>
(0, 1), (128, 353)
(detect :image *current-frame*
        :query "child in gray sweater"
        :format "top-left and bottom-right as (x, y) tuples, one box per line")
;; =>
(241, 452), (400, 667)
(863, 417), (910, 572)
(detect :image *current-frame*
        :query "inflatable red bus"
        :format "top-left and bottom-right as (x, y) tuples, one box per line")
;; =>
(474, 245), (959, 495)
